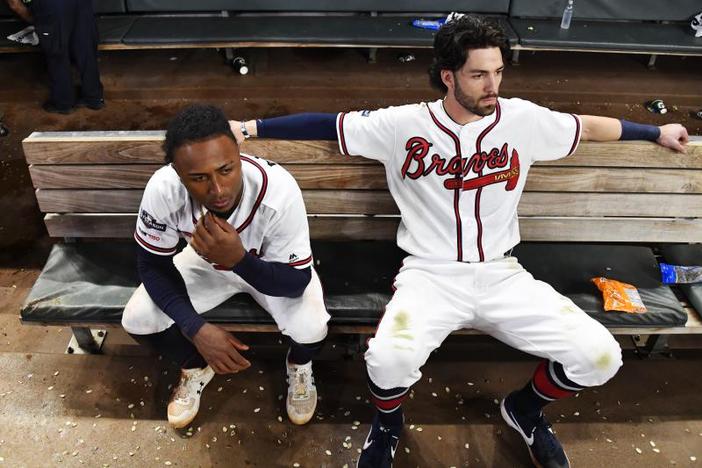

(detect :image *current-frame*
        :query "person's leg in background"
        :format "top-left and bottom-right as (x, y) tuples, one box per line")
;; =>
(31, 0), (76, 112)
(70, 0), (103, 108)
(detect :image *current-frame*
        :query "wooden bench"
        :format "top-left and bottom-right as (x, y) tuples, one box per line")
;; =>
(19, 130), (702, 355)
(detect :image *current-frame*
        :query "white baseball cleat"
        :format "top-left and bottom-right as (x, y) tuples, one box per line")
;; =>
(167, 365), (215, 429)
(285, 354), (318, 425)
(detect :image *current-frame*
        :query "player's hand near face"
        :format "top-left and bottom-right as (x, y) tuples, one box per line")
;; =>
(657, 123), (689, 154)
(192, 323), (250, 374)
(191, 213), (247, 268)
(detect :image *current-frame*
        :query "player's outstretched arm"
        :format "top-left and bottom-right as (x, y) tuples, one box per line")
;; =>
(229, 113), (338, 144)
(579, 115), (689, 153)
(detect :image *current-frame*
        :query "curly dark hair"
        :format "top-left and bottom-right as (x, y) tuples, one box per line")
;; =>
(163, 104), (236, 164)
(429, 15), (509, 93)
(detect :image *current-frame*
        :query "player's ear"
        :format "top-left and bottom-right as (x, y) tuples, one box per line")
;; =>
(440, 69), (454, 92)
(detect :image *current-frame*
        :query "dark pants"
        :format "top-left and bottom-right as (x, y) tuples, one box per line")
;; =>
(31, 0), (103, 109)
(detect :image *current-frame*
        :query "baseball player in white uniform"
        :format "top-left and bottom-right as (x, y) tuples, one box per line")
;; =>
(121, 104), (330, 429)
(231, 14), (689, 468)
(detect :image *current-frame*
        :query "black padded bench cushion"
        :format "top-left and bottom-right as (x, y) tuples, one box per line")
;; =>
(0, 17), (136, 49)
(22, 241), (685, 328)
(513, 244), (686, 327)
(126, 0), (511, 14)
(123, 15), (518, 47)
(661, 245), (702, 316)
(20, 242), (403, 326)
(509, 19), (702, 54)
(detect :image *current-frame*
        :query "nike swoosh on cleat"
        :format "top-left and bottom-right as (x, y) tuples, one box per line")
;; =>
(363, 438), (373, 450)
(508, 410), (534, 445)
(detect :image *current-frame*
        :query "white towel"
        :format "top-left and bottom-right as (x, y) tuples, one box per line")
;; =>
(7, 25), (39, 46)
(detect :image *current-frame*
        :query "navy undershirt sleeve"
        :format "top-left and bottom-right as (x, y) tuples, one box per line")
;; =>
(232, 252), (312, 298)
(257, 113), (338, 140)
(136, 248), (206, 340)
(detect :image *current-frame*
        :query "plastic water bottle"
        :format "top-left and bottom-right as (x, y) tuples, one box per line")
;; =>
(560, 0), (574, 29)
(660, 263), (702, 284)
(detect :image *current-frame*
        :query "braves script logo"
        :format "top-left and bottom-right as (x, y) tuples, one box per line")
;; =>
(400, 137), (520, 191)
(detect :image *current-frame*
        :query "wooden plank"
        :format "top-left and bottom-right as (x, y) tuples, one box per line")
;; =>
(36, 189), (398, 214)
(29, 163), (702, 193)
(519, 217), (702, 243)
(541, 139), (702, 168)
(36, 188), (702, 218)
(29, 164), (387, 189)
(525, 167), (702, 193)
(43, 214), (400, 240)
(23, 133), (702, 168)
(43, 213), (702, 243)
(23, 137), (368, 165)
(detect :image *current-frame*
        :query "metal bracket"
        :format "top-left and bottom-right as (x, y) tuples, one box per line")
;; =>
(67, 327), (106, 354)
(631, 334), (672, 359)
(367, 47), (378, 64)
(511, 49), (520, 65)
(647, 54), (657, 69)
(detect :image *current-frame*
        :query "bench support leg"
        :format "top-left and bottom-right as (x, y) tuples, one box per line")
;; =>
(67, 327), (106, 354)
(511, 49), (520, 65)
(632, 334), (671, 359)
(647, 54), (657, 69)
(367, 47), (378, 64)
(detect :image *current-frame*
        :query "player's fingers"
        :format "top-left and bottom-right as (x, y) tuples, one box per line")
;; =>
(210, 214), (234, 233)
(230, 352), (251, 370)
(228, 334), (250, 351)
(669, 138), (686, 154)
(679, 127), (690, 144)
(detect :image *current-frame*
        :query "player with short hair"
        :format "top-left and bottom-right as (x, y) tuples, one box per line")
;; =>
(231, 15), (688, 468)
(121, 104), (330, 429)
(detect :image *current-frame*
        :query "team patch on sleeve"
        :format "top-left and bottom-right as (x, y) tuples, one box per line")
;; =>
(288, 253), (312, 268)
(139, 209), (166, 232)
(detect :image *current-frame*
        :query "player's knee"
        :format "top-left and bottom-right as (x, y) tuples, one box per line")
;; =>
(120, 293), (153, 334)
(575, 333), (623, 387)
(365, 338), (419, 388)
(288, 319), (328, 344)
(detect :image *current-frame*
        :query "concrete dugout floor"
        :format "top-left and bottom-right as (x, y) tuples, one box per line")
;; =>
(0, 47), (701, 467)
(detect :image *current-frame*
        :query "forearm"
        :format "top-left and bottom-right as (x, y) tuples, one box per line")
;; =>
(237, 113), (338, 140)
(233, 252), (312, 297)
(578, 115), (623, 141)
(7, 0), (32, 22)
(137, 249), (206, 339)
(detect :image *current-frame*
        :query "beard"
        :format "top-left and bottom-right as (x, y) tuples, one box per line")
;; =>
(454, 78), (497, 117)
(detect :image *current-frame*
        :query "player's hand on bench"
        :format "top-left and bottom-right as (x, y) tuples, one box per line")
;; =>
(192, 323), (251, 374)
(657, 123), (689, 154)
(191, 213), (246, 269)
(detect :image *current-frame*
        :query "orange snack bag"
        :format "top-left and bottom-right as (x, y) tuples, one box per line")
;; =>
(591, 277), (647, 314)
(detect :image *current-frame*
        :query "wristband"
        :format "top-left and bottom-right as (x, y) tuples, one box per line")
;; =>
(240, 121), (251, 139)
(620, 119), (660, 141)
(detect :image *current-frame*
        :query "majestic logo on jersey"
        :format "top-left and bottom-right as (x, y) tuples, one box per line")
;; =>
(139, 209), (166, 232)
(289, 253), (299, 262)
(400, 136), (520, 191)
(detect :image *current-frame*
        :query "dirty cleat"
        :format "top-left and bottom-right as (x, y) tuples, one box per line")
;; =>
(357, 413), (402, 468)
(167, 365), (215, 429)
(501, 392), (570, 468)
(285, 354), (318, 425)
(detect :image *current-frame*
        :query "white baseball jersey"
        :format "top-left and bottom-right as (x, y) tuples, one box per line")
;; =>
(337, 98), (581, 262)
(134, 154), (313, 270)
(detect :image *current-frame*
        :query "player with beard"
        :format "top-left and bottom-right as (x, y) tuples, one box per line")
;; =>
(230, 15), (687, 468)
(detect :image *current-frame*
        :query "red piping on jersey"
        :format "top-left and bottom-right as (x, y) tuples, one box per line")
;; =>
(289, 255), (313, 267)
(567, 114), (581, 156)
(473, 102), (502, 262)
(236, 156), (268, 233)
(134, 231), (177, 255)
(427, 106), (464, 262)
(338, 112), (349, 156)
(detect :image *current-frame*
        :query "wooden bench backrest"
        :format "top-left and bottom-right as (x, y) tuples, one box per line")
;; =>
(23, 131), (702, 242)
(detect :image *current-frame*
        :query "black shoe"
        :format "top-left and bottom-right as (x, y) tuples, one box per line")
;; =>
(357, 413), (402, 468)
(501, 392), (570, 468)
(42, 101), (73, 115)
(76, 98), (105, 110)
